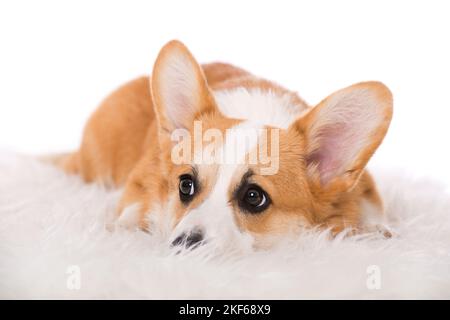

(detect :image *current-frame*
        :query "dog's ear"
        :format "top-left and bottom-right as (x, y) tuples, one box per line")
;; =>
(292, 82), (393, 190)
(151, 40), (217, 133)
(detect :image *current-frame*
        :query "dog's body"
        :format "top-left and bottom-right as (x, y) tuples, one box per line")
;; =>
(56, 41), (392, 248)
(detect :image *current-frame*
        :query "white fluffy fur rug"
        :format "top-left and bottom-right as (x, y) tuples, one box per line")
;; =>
(1, 152), (449, 299)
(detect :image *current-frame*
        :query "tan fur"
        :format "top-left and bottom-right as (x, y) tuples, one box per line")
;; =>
(57, 40), (392, 241)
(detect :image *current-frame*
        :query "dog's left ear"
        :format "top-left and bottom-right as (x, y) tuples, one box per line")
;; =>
(292, 81), (393, 190)
(151, 40), (217, 133)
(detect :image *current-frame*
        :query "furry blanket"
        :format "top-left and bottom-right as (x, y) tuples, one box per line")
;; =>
(0, 152), (449, 299)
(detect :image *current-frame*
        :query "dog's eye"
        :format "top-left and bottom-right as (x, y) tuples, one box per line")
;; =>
(239, 184), (271, 214)
(179, 175), (195, 202)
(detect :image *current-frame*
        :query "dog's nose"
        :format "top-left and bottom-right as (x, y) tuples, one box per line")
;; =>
(171, 230), (204, 249)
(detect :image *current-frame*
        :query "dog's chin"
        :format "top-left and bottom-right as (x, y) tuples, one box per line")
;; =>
(168, 228), (313, 255)
(169, 229), (256, 256)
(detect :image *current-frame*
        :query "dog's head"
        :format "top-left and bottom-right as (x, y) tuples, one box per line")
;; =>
(125, 41), (393, 249)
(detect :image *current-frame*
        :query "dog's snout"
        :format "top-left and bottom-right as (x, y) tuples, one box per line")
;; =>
(171, 230), (204, 249)
(171, 233), (187, 247)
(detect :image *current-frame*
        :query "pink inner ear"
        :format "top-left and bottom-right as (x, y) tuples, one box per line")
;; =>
(307, 123), (355, 185)
(303, 85), (388, 186)
(166, 91), (194, 129)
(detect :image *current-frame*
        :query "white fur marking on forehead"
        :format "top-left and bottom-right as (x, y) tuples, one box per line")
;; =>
(202, 120), (263, 204)
(214, 87), (308, 129)
(222, 121), (263, 165)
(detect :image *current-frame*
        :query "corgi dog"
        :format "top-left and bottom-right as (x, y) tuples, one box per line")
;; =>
(56, 40), (393, 249)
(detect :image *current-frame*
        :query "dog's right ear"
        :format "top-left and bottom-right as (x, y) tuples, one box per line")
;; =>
(291, 81), (393, 191)
(151, 40), (217, 133)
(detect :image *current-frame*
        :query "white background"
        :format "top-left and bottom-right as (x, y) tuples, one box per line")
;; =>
(0, 0), (449, 185)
